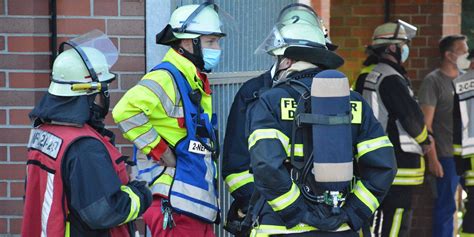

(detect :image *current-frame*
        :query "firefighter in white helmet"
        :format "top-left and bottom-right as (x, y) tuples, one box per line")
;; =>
(242, 6), (396, 236)
(355, 21), (432, 237)
(22, 30), (152, 237)
(113, 2), (228, 236)
(222, 4), (340, 236)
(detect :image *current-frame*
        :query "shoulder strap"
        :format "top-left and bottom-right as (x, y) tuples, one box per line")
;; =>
(275, 79), (311, 172)
(151, 62), (192, 94)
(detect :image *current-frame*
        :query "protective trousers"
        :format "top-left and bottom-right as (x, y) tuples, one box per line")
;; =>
(269, 231), (359, 237)
(373, 186), (413, 237)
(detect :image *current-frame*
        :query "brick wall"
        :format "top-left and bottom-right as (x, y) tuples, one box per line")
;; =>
(0, 0), (146, 235)
(329, 0), (462, 236)
(0, 0), (465, 236)
(330, 0), (462, 88)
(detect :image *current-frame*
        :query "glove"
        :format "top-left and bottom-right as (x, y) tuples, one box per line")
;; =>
(224, 199), (251, 236)
(302, 204), (349, 231)
(128, 180), (152, 216)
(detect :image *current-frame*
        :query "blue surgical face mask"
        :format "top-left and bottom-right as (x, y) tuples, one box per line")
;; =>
(401, 44), (409, 63)
(202, 48), (221, 71)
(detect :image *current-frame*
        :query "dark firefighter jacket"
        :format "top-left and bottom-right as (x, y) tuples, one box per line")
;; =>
(247, 68), (397, 234)
(222, 70), (273, 205)
(355, 59), (429, 186)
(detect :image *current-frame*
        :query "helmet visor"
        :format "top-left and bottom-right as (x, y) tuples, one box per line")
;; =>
(398, 19), (417, 40)
(61, 29), (118, 69)
(172, 2), (236, 37)
(255, 23), (327, 55)
(254, 25), (287, 55)
(255, 3), (325, 55)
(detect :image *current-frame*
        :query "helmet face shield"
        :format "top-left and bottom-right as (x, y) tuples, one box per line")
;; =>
(170, 2), (235, 38)
(255, 3), (326, 55)
(60, 29), (118, 71)
(372, 20), (417, 46)
(254, 25), (287, 55)
(157, 2), (236, 45)
(50, 30), (118, 97)
(255, 22), (327, 56)
(397, 19), (417, 40)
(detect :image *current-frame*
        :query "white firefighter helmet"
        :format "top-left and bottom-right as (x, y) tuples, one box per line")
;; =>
(48, 30), (118, 97)
(156, 2), (227, 45)
(372, 19), (417, 46)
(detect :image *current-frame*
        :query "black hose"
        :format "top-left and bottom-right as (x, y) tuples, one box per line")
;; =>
(384, 0), (390, 23)
(50, 0), (57, 67)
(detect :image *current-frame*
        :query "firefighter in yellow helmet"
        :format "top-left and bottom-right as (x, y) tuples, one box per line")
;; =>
(112, 2), (227, 236)
(22, 30), (152, 237)
(354, 21), (433, 237)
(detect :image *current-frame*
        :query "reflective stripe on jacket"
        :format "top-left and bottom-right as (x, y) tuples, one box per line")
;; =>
(453, 70), (474, 186)
(247, 71), (397, 234)
(362, 63), (425, 155)
(112, 49), (212, 154)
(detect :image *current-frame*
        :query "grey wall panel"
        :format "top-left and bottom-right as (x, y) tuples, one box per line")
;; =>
(146, 0), (172, 71)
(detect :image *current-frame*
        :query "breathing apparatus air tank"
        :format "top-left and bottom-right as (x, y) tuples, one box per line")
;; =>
(311, 70), (353, 213)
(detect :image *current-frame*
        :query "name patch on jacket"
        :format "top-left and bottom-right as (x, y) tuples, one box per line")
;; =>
(455, 79), (474, 94)
(188, 140), (210, 155)
(281, 98), (297, 120)
(28, 129), (63, 159)
(351, 101), (362, 124)
(281, 98), (362, 124)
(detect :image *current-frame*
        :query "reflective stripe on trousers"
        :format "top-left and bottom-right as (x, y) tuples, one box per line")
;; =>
(250, 223), (352, 236)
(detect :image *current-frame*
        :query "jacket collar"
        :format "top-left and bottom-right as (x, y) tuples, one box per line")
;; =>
(380, 58), (407, 75)
(162, 49), (212, 95)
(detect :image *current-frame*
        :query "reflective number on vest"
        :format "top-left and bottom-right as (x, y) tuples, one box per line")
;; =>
(27, 129), (63, 159)
(456, 79), (474, 94)
(188, 140), (209, 155)
(351, 101), (362, 124)
(281, 98), (297, 120)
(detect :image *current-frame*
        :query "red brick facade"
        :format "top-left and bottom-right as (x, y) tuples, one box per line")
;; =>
(0, 0), (145, 235)
(0, 0), (464, 235)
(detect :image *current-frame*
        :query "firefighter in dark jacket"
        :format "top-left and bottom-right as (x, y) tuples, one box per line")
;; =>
(354, 21), (432, 236)
(21, 31), (152, 237)
(352, 53), (378, 92)
(245, 7), (397, 236)
(222, 5), (340, 235)
(453, 50), (474, 236)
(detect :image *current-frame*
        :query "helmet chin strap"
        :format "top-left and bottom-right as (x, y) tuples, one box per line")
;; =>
(174, 37), (205, 71)
(385, 44), (402, 64)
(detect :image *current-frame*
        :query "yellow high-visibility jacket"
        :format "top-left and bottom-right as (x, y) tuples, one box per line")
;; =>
(112, 48), (213, 155)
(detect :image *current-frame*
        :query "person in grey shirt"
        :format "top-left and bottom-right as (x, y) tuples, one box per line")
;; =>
(418, 34), (469, 237)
